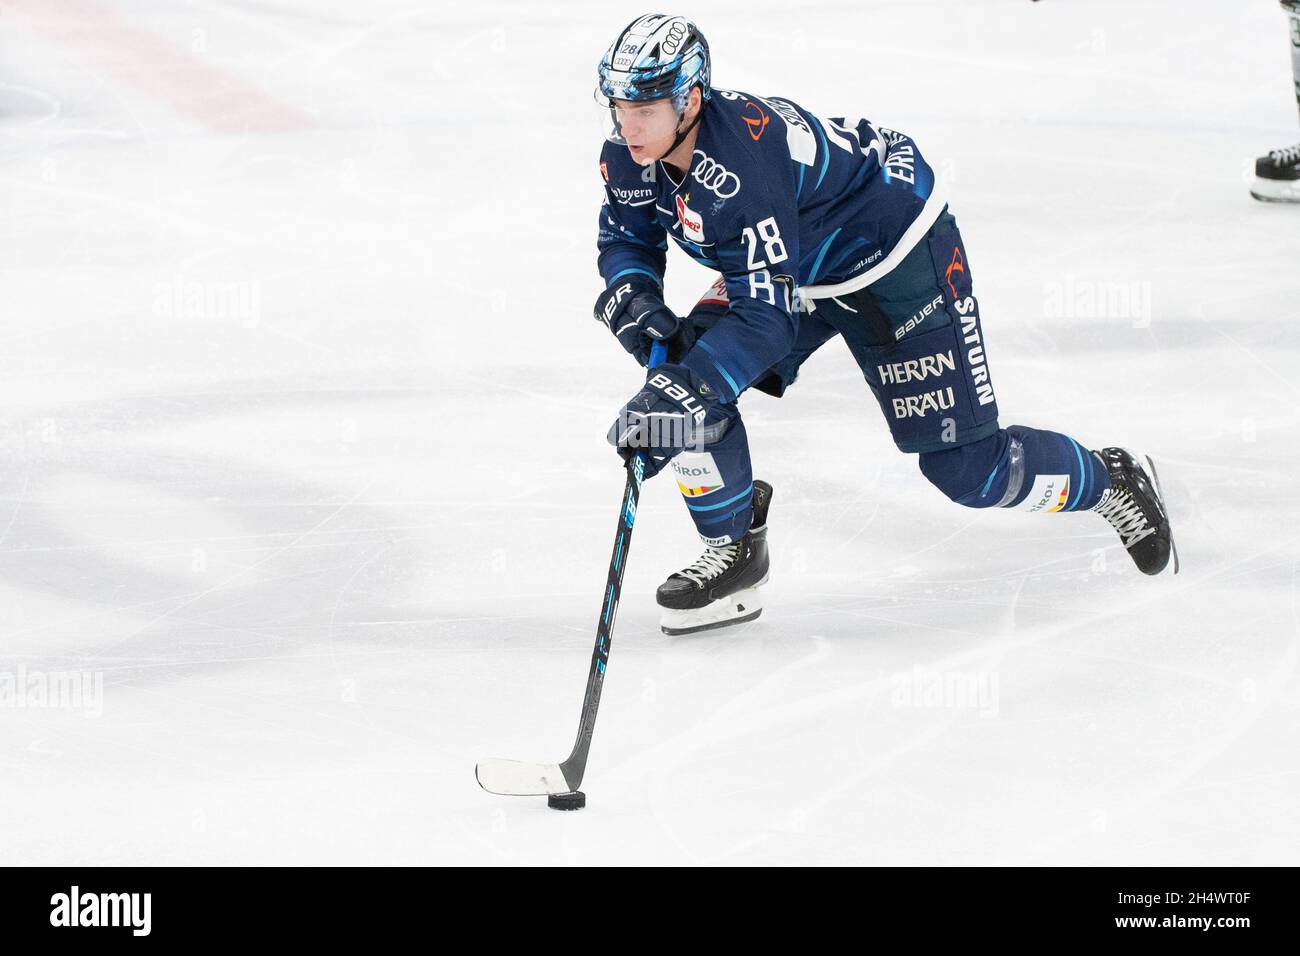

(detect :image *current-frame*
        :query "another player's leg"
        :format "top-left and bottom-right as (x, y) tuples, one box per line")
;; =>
(1251, 0), (1300, 203)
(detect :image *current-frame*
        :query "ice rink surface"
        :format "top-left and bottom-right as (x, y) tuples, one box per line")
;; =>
(1, 0), (1298, 865)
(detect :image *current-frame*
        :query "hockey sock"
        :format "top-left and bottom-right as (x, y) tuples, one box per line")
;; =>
(921, 425), (1111, 512)
(671, 410), (754, 545)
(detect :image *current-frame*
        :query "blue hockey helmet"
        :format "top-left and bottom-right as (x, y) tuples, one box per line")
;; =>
(596, 14), (711, 116)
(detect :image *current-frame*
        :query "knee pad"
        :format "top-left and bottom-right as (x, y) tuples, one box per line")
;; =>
(918, 430), (1007, 507)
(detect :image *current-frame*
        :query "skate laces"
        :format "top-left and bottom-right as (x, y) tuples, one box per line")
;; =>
(677, 543), (740, 586)
(1268, 143), (1300, 165)
(1094, 489), (1155, 548)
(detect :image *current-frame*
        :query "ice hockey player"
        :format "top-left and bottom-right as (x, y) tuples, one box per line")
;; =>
(1252, 0), (1300, 202)
(592, 14), (1178, 636)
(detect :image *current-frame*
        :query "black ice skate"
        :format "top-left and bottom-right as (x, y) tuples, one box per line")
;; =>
(657, 480), (772, 635)
(1092, 448), (1179, 575)
(1250, 143), (1300, 203)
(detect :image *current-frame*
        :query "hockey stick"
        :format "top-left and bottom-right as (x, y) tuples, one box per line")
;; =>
(476, 339), (669, 797)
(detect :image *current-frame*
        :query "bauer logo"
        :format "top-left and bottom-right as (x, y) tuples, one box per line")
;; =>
(671, 452), (725, 497)
(849, 248), (884, 274)
(49, 886), (151, 936)
(895, 294), (945, 340)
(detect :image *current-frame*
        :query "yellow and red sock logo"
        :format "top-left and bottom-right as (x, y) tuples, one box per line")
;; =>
(671, 452), (726, 497)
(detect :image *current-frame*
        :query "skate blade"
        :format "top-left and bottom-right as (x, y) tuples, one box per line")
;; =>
(1250, 178), (1300, 203)
(660, 586), (764, 636)
(1142, 454), (1180, 575)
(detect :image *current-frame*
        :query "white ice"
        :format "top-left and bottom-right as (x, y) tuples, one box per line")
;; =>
(1, 0), (1298, 865)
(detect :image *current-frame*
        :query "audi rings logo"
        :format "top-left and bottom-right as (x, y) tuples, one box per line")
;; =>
(691, 150), (740, 198)
(662, 22), (687, 55)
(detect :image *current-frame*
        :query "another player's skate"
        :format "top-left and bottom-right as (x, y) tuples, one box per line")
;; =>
(657, 480), (772, 636)
(1092, 448), (1179, 575)
(1249, 143), (1300, 203)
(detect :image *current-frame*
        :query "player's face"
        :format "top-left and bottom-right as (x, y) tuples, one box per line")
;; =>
(611, 98), (680, 165)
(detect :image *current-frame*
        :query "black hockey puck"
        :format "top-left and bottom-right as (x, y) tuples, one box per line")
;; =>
(547, 791), (586, 811)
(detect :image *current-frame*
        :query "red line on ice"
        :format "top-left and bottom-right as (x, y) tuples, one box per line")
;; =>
(3, 0), (316, 132)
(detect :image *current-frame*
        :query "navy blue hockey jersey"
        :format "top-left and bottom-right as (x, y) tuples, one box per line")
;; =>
(596, 88), (946, 402)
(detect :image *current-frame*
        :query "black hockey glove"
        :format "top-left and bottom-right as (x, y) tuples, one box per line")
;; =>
(594, 277), (695, 366)
(607, 363), (726, 479)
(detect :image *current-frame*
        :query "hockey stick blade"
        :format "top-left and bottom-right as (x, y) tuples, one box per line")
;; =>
(475, 758), (574, 796)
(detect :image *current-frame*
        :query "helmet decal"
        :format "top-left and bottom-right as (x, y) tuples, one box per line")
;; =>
(597, 14), (712, 105)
